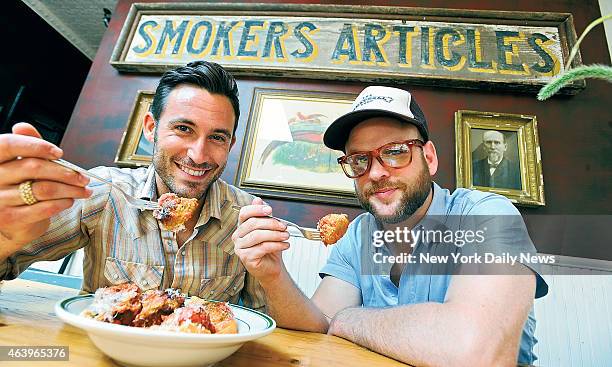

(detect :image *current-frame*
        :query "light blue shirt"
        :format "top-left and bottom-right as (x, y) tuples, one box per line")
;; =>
(320, 182), (548, 365)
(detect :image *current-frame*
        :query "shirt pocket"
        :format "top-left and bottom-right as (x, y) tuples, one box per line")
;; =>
(198, 271), (245, 301)
(104, 257), (164, 291)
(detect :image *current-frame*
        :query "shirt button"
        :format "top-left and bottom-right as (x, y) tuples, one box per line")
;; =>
(181, 251), (186, 256)
(113, 274), (119, 280)
(142, 280), (148, 286)
(209, 291), (214, 295)
(233, 286), (237, 291)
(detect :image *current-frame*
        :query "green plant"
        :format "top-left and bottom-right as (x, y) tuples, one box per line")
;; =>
(537, 14), (612, 100)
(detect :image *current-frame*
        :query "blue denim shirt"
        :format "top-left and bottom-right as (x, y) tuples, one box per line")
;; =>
(320, 182), (548, 365)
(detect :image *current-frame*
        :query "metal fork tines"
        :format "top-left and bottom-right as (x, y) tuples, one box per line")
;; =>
(275, 217), (321, 241)
(52, 159), (161, 211)
(231, 205), (321, 241)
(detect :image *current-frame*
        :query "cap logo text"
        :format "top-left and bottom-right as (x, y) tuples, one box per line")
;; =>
(353, 95), (394, 110)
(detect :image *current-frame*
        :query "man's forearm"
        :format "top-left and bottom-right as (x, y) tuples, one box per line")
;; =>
(260, 270), (329, 333)
(328, 303), (518, 367)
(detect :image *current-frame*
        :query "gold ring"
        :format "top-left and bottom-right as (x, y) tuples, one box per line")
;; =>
(19, 180), (38, 205)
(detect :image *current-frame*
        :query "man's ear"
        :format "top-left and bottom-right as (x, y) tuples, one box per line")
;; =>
(143, 112), (156, 143)
(423, 141), (438, 177)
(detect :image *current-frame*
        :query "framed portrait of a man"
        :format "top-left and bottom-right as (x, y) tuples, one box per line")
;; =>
(455, 110), (545, 206)
(471, 129), (521, 190)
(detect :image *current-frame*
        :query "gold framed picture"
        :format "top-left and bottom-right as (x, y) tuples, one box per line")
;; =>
(115, 90), (154, 168)
(455, 110), (545, 206)
(236, 88), (359, 206)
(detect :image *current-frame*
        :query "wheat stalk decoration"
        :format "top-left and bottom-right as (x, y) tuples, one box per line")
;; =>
(537, 13), (612, 100)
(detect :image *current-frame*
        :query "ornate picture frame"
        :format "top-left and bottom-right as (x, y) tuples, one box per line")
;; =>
(455, 110), (545, 206)
(115, 90), (154, 168)
(236, 88), (359, 206)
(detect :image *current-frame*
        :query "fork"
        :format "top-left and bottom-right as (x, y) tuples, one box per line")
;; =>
(52, 159), (161, 211)
(231, 205), (321, 241)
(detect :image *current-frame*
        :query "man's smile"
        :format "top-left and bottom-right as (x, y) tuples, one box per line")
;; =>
(175, 162), (212, 178)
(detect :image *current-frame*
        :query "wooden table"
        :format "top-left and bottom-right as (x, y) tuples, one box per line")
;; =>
(0, 279), (405, 366)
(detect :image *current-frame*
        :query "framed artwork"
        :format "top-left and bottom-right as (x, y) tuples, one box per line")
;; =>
(455, 110), (545, 206)
(236, 88), (359, 206)
(115, 90), (154, 167)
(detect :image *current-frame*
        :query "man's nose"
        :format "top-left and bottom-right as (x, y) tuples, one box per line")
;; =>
(367, 157), (390, 181)
(186, 137), (209, 164)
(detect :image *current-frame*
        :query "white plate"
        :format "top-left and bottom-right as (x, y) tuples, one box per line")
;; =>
(55, 295), (275, 367)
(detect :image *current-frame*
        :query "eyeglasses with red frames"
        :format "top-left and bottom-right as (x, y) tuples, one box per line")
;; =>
(337, 139), (425, 178)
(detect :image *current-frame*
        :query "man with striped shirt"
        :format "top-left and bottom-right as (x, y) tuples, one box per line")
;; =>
(0, 61), (266, 312)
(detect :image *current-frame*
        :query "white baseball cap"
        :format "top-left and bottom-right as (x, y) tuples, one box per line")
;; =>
(323, 86), (429, 151)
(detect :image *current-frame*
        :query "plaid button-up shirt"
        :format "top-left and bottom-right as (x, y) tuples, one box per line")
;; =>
(0, 165), (266, 312)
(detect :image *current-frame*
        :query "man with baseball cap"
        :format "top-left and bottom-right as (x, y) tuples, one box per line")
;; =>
(233, 86), (548, 366)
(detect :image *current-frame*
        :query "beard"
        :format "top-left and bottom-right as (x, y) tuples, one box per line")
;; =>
(488, 151), (502, 162)
(152, 142), (223, 200)
(356, 156), (432, 224)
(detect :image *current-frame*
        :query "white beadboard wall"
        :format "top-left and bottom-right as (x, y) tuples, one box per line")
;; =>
(282, 233), (331, 298)
(533, 261), (612, 367)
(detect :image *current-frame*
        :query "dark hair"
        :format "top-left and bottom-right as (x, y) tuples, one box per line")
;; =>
(150, 61), (240, 136)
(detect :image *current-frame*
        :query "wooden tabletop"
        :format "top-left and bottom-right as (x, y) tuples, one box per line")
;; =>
(0, 278), (405, 366)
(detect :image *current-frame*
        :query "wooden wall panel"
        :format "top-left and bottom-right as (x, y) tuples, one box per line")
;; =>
(61, 0), (612, 260)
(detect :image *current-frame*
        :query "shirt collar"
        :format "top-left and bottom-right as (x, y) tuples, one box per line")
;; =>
(137, 165), (157, 201)
(194, 179), (223, 229)
(424, 182), (447, 217)
(487, 157), (503, 166)
(369, 181), (446, 230)
(135, 165), (224, 234)
(404, 182), (450, 248)
(136, 164), (223, 222)
(367, 182), (448, 251)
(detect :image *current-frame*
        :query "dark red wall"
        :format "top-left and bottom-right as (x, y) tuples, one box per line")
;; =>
(62, 0), (612, 260)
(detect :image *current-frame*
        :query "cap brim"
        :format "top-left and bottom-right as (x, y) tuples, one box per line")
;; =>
(323, 109), (426, 151)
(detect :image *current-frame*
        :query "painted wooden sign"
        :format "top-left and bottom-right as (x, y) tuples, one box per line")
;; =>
(111, 3), (584, 94)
